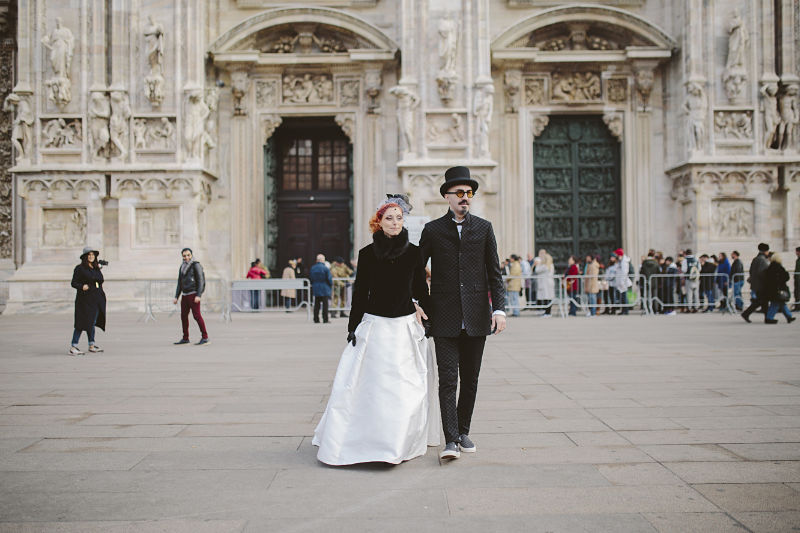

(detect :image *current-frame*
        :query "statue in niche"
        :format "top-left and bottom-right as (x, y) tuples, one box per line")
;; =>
(185, 89), (212, 159)
(723, 9), (749, 103)
(474, 83), (494, 158)
(684, 81), (706, 153)
(205, 88), (219, 149)
(436, 19), (459, 104)
(3, 93), (33, 163)
(777, 84), (799, 151)
(41, 18), (75, 107)
(388, 85), (419, 157)
(109, 91), (131, 159)
(760, 83), (780, 150)
(143, 16), (166, 106)
(89, 92), (111, 159)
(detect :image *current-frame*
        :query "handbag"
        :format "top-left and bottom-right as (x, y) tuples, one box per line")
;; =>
(777, 288), (791, 303)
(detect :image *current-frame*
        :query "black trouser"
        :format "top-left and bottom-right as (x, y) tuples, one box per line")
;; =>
(434, 332), (487, 444)
(313, 296), (329, 323)
(742, 291), (766, 318)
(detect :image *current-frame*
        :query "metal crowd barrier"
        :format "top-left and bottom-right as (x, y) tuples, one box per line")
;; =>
(230, 278), (311, 321)
(143, 279), (231, 323)
(561, 273), (645, 317)
(643, 272), (733, 315)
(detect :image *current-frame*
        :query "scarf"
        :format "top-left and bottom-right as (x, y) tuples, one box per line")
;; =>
(372, 227), (409, 261)
(181, 260), (193, 276)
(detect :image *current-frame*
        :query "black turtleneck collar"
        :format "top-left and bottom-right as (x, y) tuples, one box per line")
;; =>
(372, 227), (410, 260)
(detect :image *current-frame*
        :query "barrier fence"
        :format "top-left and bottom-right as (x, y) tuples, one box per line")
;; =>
(143, 279), (231, 322)
(230, 279), (311, 321)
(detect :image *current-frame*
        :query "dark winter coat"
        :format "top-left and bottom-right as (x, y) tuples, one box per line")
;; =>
(700, 261), (717, 292)
(795, 257), (800, 295)
(419, 210), (505, 337)
(309, 262), (332, 298)
(347, 228), (430, 333)
(730, 258), (744, 278)
(174, 260), (205, 298)
(747, 252), (769, 293)
(763, 261), (790, 303)
(71, 264), (106, 332)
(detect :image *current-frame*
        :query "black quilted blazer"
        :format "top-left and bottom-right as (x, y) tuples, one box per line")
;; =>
(419, 210), (506, 337)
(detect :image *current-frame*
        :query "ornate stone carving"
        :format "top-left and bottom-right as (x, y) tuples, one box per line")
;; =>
(760, 82), (780, 150)
(184, 89), (214, 160)
(115, 175), (199, 200)
(262, 114), (282, 141)
(426, 113), (465, 145)
(712, 199), (754, 238)
(530, 113), (549, 138)
(389, 85), (419, 157)
(109, 91), (132, 160)
(684, 81), (707, 153)
(42, 207), (86, 247)
(524, 78), (545, 105)
(3, 93), (33, 163)
(261, 25), (357, 54)
(88, 92), (111, 160)
(255, 80), (277, 108)
(42, 118), (81, 149)
(551, 72), (601, 102)
(602, 111), (623, 141)
(143, 16), (165, 107)
(777, 83), (799, 151)
(436, 19), (459, 105)
(135, 206), (180, 246)
(41, 18), (74, 108)
(504, 70), (521, 113)
(723, 9), (748, 103)
(205, 88), (219, 150)
(339, 80), (360, 107)
(670, 167), (779, 202)
(231, 71), (250, 116)
(607, 78), (627, 103)
(133, 117), (176, 150)
(634, 68), (654, 110)
(335, 113), (355, 143)
(282, 73), (334, 104)
(713, 111), (753, 140)
(474, 83), (494, 157)
(0, 38), (13, 258)
(365, 69), (382, 113)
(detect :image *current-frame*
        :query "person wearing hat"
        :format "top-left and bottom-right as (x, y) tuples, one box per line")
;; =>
(419, 166), (507, 460)
(69, 247), (106, 356)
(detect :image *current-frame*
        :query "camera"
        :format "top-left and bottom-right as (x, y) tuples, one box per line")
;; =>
(98, 259), (109, 266)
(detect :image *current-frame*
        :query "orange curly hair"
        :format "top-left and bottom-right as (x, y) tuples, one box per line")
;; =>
(369, 202), (402, 233)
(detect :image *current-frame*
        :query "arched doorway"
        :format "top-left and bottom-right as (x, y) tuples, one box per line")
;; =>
(534, 115), (621, 268)
(266, 117), (352, 274)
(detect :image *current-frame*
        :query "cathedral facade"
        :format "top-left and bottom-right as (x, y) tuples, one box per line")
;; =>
(1, 0), (798, 310)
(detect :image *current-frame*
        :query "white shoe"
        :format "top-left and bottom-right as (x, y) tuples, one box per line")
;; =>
(88, 344), (104, 353)
(542, 314), (551, 318)
(68, 346), (84, 356)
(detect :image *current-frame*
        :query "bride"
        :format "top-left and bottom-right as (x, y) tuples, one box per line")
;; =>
(313, 195), (440, 465)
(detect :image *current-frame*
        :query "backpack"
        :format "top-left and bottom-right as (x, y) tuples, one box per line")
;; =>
(688, 260), (700, 281)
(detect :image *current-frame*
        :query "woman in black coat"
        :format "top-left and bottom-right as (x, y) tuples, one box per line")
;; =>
(763, 254), (795, 324)
(69, 247), (107, 355)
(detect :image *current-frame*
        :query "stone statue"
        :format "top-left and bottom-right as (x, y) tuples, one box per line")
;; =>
(388, 85), (420, 157)
(231, 71), (249, 116)
(365, 69), (382, 113)
(109, 91), (132, 160)
(88, 92), (111, 159)
(436, 19), (459, 104)
(760, 83), (780, 150)
(185, 90), (213, 159)
(41, 18), (74, 107)
(474, 83), (494, 158)
(143, 16), (166, 106)
(723, 9), (749, 102)
(635, 68), (655, 109)
(684, 81), (706, 153)
(133, 119), (148, 150)
(3, 93), (33, 163)
(777, 84), (799, 151)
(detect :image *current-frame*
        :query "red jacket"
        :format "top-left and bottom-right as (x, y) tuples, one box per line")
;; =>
(565, 264), (579, 293)
(246, 266), (268, 279)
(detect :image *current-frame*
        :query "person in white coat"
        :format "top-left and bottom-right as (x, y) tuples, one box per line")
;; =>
(613, 248), (633, 315)
(534, 256), (555, 317)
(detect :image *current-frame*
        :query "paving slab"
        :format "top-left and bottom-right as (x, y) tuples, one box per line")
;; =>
(0, 311), (798, 530)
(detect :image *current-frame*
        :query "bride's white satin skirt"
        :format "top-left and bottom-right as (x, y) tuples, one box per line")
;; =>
(312, 313), (441, 465)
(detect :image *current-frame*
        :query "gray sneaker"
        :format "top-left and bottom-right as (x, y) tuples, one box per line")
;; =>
(440, 442), (460, 460)
(459, 434), (476, 453)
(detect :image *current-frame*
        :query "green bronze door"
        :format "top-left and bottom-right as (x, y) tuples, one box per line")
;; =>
(534, 115), (620, 268)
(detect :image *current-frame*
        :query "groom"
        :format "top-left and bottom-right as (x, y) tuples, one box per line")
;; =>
(419, 166), (507, 459)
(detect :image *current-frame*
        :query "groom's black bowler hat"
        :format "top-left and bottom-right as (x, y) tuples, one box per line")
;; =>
(440, 166), (479, 197)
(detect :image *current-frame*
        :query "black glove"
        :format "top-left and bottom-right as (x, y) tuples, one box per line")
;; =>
(422, 319), (432, 338)
(346, 332), (356, 346)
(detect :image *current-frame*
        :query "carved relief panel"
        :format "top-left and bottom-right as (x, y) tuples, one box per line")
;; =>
(255, 80), (279, 109)
(133, 117), (177, 151)
(40, 117), (82, 151)
(711, 199), (754, 238)
(426, 112), (467, 146)
(42, 207), (87, 247)
(134, 206), (181, 247)
(714, 110), (753, 143)
(282, 73), (334, 104)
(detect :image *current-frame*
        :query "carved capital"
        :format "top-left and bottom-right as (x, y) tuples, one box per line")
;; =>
(634, 67), (655, 111)
(602, 111), (623, 142)
(335, 113), (355, 144)
(262, 114), (282, 142)
(231, 71), (250, 116)
(364, 68), (383, 113)
(503, 69), (522, 114)
(530, 113), (549, 138)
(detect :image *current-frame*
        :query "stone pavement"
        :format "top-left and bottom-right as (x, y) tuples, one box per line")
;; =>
(0, 310), (798, 532)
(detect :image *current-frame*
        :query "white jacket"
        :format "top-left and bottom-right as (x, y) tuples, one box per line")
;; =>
(614, 255), (633, 291)
(534, 263), (555, 300)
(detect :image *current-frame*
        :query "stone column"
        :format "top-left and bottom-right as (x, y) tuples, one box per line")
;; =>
(500, 67), (521, 256)
(785, 166), (800, 251)
(230, 107), (254, 279)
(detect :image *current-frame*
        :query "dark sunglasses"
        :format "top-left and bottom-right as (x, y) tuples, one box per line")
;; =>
(445, 190), (474, 198)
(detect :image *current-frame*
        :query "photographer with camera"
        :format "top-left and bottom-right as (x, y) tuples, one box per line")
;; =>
(69, 247), (107, 356)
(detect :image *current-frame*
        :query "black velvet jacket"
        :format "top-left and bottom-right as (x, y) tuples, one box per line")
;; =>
(347, 228), (431, 333)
